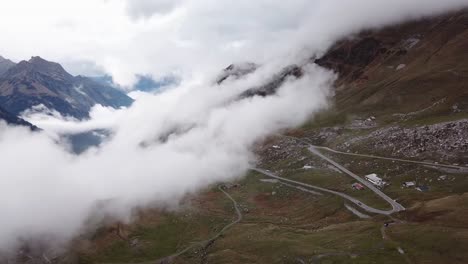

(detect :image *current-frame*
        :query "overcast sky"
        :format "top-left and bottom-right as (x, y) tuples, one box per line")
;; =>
(0, 0), (467, 86)
(0, 0), (314, 85)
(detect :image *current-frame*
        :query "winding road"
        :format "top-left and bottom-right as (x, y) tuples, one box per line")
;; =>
(154, 135), (423, 263)
(253, 168), (400, 215)
(158, 186), (243, 263)
(279, 136), (406, 213)
(167, 186), (243, 263)
(283, 134), (467, 170)
(312, 145), (468, 171)
(307, 146), (406, 213)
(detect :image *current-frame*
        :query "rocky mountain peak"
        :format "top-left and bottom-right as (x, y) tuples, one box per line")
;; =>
(4, 56), (72, 82)
(0, 55), (15, 77)
(27, 56), (72, 80)
(216, 62), (258, 84)
(0, 56), (133, 119)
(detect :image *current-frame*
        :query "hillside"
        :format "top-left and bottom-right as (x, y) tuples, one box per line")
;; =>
(315, 10), (468, 117)
(301, 10), (468, 164)
(0, 105), (37, 130)
(0, 56), (133, 119)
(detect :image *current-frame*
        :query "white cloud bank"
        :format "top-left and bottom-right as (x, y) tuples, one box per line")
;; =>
(0, 0), (466, 86)
(0, 63), (333, 251)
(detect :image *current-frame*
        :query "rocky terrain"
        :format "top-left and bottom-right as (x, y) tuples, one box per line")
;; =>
(0, 105), (37, 129)
(217, 62), (304, 99)
(0, 56), (133, 120)
(240, 65), (303, 99)
(0, 56), (15, 76)
(298, 9), (468, 165)
(339, 119), (468, 163)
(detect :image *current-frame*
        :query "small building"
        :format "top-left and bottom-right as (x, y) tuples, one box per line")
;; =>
(352, 183), (365, 190)
(365, 173), (385, 187)
(416, 186), (430, 192)
(438, 175), (447, 181)
(402, 181), (416, 188)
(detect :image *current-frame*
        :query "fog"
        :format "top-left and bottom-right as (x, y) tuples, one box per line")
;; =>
(0, 63), (333, 250)
(0, 0), (467, 254)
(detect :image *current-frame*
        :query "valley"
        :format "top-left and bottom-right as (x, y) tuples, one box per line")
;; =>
(0, 6), (467, 264)
(63, 10), (468, 264)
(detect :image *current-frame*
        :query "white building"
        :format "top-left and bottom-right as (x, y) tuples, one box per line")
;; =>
(365, 174), (385, 187)
(403, 181), (416, 188)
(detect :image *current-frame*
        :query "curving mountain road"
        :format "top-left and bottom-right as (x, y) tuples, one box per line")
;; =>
(312, 145), (468, 171)
(306, 147), (406, 213)
(279, 135), (406, 213)
(167, 186), (242, 260)
(252, 168), (401, 215)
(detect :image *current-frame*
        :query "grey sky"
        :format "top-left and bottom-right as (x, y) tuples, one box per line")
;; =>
(0, 0), (466, 87)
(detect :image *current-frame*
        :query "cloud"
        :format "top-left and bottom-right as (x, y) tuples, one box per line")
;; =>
(292, 0), (468, 55)
(0, 0), (466, 86)
(61, 60), (107, 77)
(0, 63), (333, 251)
(126, 0), (185, 19)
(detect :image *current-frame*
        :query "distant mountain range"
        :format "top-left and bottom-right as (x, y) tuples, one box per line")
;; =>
(0, 56), (133, 126)
(90, 74), (179, 92)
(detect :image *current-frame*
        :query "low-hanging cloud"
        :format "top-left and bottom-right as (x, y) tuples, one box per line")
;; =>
(0, 63), (333, 251)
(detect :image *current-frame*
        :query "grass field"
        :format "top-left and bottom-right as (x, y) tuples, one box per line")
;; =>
(72, 167), (468, 264)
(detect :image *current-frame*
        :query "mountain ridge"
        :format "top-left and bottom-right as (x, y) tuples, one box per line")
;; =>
(0, 56), (15, 76)
(315, 9), (468, 117)
(0, 56), (133, 120)
(0, 104), (38, 130)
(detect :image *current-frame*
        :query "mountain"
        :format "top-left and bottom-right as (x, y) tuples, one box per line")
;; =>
(134, 75), (179, 92)
(0, 56), (39, 129)
(217, 62), (303, 98)
(0, 56), (15, 76)
(91, 74), (179, 93)
(216, 62), (258, 84)
(0, 56), (133, 119)
(240, 65), (303, 98)
(315, 10), (468, 117)
(0, 105), (37, 130)
(302, 10), (468, 162)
